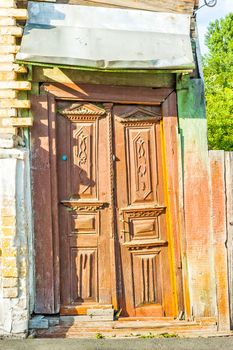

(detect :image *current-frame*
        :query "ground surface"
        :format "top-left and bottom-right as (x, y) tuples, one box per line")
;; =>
(1, 337), (233, 350)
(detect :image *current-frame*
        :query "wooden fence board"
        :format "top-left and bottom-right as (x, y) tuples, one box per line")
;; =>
(225, 152), (233, 328)
(209, 150), (230, 331)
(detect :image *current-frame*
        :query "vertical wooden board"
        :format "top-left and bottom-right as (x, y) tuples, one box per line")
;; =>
(177, 77), (216, 318)
(162, 92), (184, 316)
(31, 94), (55, 313)
(96, 109), (112, 305)
(225, 152), (233, 328)
(209, 151), (230, 331)
(179, 117), (216, 317)
(48, 94), (60, 312)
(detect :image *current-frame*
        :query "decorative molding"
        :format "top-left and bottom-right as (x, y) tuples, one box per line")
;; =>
(119, 206), (166, 245)
(116, 107), (162, 125)
(120, 206), (166, 218)
(61, 200), (108, 212)
(124, 240), (167, 250)
(59, 103), (106, 121)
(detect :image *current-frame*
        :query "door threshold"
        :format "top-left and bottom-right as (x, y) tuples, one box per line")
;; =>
(60, 304), (113, 316)
(34, 315), (218, 338)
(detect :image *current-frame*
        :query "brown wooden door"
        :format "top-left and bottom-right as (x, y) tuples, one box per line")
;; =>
(114, 105), (174, 317)
(56, 101), (175, 317)
(57, 102), (113, 314)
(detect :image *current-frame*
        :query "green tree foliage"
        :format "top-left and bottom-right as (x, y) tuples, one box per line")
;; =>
(203, 13), (233, 150)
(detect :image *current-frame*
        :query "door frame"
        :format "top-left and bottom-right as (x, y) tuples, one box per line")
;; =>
(31, 83), (186, 317)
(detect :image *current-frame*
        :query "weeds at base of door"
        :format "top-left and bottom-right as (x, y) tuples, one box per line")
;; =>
(139, 332), (178, 339)
(96, 333), (105, 339)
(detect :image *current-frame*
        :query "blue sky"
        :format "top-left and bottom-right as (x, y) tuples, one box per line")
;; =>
(196, 0), (233, 54)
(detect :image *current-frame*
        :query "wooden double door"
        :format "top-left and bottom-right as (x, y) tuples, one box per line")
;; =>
(56, 101), (174, 317)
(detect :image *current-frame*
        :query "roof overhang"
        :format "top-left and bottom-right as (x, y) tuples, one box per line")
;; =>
(16, 1), (195, 71)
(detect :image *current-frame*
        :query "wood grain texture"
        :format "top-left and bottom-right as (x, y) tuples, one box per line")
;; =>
(42, 83), (173, 105)
(32, 85), (182, 318)
(114, 104), (175, 317)
(225, 152), (233, 328)
(209, 151), (230, 331)
(20, 0), (196, 14)
(31, 94), (55, 313)
(162, 92), (184, 316)
(32, 67), (176, 89)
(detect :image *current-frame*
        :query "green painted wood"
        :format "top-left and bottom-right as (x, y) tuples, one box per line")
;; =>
(176, 74), (217, 319)
(32, 66), (176, 88)
(16, 60), (192, 74)
(176, 74), (206, 119)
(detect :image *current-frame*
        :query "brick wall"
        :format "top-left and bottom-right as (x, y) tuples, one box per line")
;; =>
(0, 0), (31, 133)
(0, 0), (32, 336)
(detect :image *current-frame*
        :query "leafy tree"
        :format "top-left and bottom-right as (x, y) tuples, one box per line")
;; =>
(202, 13), (233, 150)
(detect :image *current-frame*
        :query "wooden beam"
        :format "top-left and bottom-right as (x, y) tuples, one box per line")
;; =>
(33, 66), (175, 88)
(27, 0), (195, 14)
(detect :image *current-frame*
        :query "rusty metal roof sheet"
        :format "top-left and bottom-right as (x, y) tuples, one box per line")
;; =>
(16, 1), (195, 70)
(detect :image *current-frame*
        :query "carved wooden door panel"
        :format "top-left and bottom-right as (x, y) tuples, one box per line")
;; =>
(57, 102), (113, 314)
(114, 105), (174, 317)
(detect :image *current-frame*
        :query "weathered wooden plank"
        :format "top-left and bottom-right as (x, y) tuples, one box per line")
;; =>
(225, 152), (233, 328)
(209, 150), (230, 331)
(25, 0), (195, 14)
(33, 67), (175, 88)
(43, 83), (173, 104)
(31, 94), (56, 314)
(162, 92), (184, 316)
(177, 76), (215, 317)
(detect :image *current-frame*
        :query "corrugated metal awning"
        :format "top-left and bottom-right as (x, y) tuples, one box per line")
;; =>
(16, 1), (195, 70)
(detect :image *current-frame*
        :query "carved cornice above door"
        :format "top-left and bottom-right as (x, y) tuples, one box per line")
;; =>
(116, 107), (162, 125)
(58, 103), (106, 121)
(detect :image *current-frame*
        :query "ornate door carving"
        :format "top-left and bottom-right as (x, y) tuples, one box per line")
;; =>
(57, 102), (113, 314)
(114, 105), (175, 317)
(57, 101), (175, 317)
